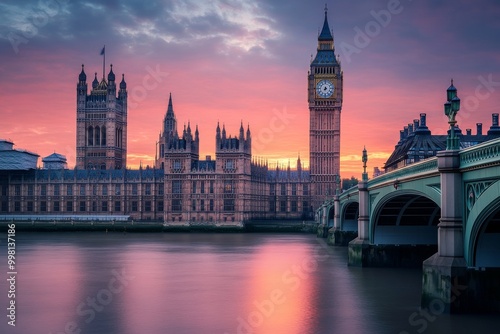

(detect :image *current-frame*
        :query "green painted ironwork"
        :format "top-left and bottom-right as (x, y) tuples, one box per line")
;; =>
(459, 137), (500, 170)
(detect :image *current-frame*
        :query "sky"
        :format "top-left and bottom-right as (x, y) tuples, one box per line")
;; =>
(1, 0), (500, 177)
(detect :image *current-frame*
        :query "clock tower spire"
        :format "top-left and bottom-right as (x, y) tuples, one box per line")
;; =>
(308, 6), (343, 210)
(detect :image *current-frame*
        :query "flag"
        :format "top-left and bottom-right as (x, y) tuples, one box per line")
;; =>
(100, 46), (105, 55)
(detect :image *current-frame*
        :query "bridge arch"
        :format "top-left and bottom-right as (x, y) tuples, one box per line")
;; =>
(341, 200), (358, 231)
(327, 205), (335, 227)
(370, 190), (440, 245)
(465, 180), (500, 267)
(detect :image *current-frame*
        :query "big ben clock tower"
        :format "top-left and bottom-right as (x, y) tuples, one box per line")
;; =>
(309, 6), (343, 209)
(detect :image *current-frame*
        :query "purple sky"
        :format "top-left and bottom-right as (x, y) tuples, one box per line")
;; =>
(1, 0), (500, 175)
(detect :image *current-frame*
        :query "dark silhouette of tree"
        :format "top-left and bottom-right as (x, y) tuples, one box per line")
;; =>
(342, 176), (358, 191)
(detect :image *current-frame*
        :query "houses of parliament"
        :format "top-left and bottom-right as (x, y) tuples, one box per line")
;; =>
(0, 10), (342, 224)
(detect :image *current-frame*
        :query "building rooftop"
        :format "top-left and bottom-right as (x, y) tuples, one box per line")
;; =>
(0, 139), (39, 170)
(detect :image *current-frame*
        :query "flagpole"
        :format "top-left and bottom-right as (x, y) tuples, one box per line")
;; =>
(102, 45), (105, 80)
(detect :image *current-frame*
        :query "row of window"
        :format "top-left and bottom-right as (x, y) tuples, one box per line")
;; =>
(2, 199), (310, 214)
(4, 183), (309, 199)
(87, 152), (106, 157)
(8, 184), (164, 197)
(3, 200), (163, 213)
(269, 200), (309, 213)
(191, 180), (217, 194)
(172, 180), (220, 194)
(174, 181), (308, 196)
(171, 199), (234, 212)
(270, 184), (309, 196)
(314, 66), (336, 74)
(86, 113), (107, 119)
(87, 126), (107, 146)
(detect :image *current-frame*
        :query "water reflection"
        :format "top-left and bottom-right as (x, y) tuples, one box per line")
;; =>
(17, 245), (83, 332)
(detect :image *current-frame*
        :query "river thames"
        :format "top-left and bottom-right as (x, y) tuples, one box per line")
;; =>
(1, 232), (499, 334)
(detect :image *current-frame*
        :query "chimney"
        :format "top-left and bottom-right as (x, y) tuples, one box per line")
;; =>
(206, 155), (211, 161)
(477, 123), (483, 135)
(420, 113), (427, 127)
(408, 123), (414, 134)
(404, 126), (409, 138)
(413, 119), (419, 130)
(487, 113), (500, 135)
(466, 129), (471, 135)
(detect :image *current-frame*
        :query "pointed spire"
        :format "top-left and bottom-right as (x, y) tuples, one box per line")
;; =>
(107, 64), (115, 82)
(318, 4), (333, 41)
(297, 153), (302, 177)
(215, 122), (221, 142)
(167, 93), (174, 116)
(163, 92), (177, 137)
(79, 64), (86, 82)
(120, 73), (126, 90)
(92, 72), (99, 89)
(239, 120), (244, 140)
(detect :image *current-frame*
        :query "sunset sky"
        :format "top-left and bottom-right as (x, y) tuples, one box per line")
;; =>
(1, 0), (500, 177)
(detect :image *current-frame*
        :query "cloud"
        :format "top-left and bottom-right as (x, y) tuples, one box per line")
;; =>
(1, 0), (500, 176)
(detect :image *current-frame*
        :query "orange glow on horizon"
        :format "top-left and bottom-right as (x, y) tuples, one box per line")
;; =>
(1, 4), (499, 179)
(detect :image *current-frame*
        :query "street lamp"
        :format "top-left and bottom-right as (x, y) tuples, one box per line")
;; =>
(444, 79), (461, 150)
(362, 146), (368, 181)
(334, 174), (341, 195)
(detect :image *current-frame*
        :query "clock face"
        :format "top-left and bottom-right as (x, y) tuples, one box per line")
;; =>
(316, 80), (334, 98)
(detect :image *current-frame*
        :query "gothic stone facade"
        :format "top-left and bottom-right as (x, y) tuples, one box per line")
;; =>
(155, 94), (312, 224)
(0, 10), (338, 223)
(308, 9), (343, 209)
(76, 65), (128, 170)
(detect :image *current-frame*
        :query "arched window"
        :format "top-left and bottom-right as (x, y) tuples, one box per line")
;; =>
(101, 126), (106, 145)
(117, 128), (122, 148)
(88, 126), (94, 146)
(95, 126), (100, 146)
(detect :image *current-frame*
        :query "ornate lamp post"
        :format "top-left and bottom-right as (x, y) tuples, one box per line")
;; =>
(334, 174), (341, 195)
(362, 146), (368, 181)
(444, 79), (461, 150)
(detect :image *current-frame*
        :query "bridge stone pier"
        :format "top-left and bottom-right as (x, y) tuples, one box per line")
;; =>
(315, 138), (500, 313)
(420, 149), (469, 313)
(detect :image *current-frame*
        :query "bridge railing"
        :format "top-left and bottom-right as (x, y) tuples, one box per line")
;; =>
(368, 157), (438, 189)
(339, 186), (359, 201)
(460, 137), (500, 170)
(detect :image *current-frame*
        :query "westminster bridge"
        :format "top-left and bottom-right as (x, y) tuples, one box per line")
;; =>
(316, 137), (500, 313)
